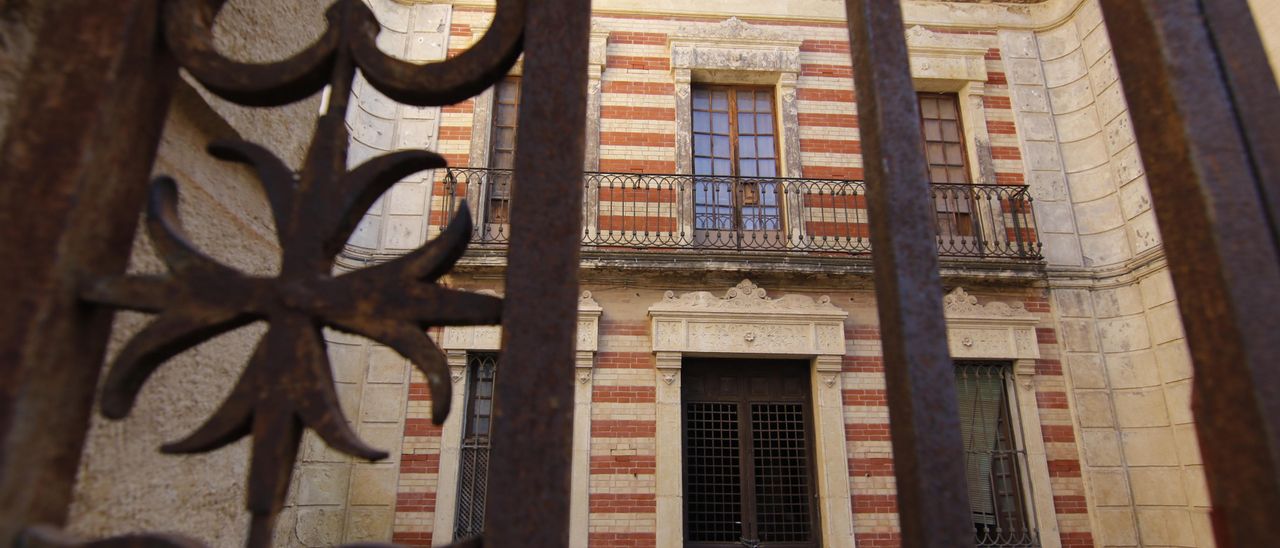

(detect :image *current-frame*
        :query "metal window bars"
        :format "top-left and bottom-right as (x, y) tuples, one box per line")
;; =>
(955, 363), (1039, 548)
(0, 0), (1277, 547)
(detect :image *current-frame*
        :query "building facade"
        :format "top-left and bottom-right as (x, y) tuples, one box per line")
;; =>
(52, 0), (1280, 546)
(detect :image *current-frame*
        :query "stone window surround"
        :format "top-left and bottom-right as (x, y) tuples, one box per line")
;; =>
(433, 291), (602, 546)
(647, 279), (854, 548)
(666, 19), (805, 243)
(942, 287), (1062, 548)
(905, 24), (997, 186)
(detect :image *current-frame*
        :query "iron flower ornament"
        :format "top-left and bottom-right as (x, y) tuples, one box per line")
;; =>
(52, 0), (528, 546)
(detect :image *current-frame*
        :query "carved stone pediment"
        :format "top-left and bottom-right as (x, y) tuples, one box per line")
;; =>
(672, 17), (800, 45)
(904, 25), (988, 84)
(442, 290), (602, 353)
(649, 280), (847, 357)
(943, 287), (1040, 360)
(668, 17), (802, 76)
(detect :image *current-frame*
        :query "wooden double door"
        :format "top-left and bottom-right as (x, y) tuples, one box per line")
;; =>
(682, 360), (821, 548)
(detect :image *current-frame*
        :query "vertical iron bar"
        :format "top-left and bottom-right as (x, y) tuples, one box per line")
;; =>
(1009, 188), (1026, 258)
(0, 0), (176, 540)
(483, 0), (590, 545)
(1100, 1), (1280, 546)
(842, 1), (974, 547)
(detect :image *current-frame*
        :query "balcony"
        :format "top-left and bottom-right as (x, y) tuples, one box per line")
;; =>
(433, 168), (1042, 264)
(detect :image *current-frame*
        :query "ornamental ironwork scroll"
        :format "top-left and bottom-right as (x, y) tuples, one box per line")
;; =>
(20, 0), (525, 546)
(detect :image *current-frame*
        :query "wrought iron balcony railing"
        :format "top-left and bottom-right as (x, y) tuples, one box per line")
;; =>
(433, 168), (1042, 261)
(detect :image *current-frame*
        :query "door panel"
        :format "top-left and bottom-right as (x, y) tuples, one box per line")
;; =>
(683, 360), (820, 548)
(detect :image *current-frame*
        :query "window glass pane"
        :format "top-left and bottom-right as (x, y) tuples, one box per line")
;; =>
(949, 167), (968, 183)
(924, 119), (942, 141)
(758, 159), (777, 177)
(927, 143), (946, 164)
(942, 121), (960, 142)
(757, 114), (774, 135)
(693, 89), (710, 110)
(714, 159), (732, 176)
(693, 111), (711, 133)
(931, 167), (948, 183)
(739, 160), (758, 177)
(756, 94), (772, 112)
(946, 144), (965, 165)
(694, 134), (712, 156)
(739, 136), (757, 158)
(758, 137), (775, 158)
(939, 98), (958, 119)
(492, 151), (513, 170)
(711, 90), (729, 110)
(737, 92), (755, 111)
(921, 97), (939, 118)
(497, 80), (519, 102)
(711, 135), (731, 158)
(694, 157), (712, 175)
(738, 113), (755, 134)
(494, 128), (515, 149)
(713, 112), (730, 134)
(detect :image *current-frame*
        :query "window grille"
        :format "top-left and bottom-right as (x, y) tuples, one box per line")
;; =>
(683, 361), (817, 547)
(955, 362), (1039, 547)
(453, 353), (499, 540)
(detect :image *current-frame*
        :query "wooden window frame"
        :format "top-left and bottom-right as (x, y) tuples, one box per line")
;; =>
(690, 84), (785, 236)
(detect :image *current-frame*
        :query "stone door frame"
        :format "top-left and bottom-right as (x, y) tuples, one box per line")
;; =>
(648, 280), (854, 548)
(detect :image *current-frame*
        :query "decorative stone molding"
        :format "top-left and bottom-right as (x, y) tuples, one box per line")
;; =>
(441, 290), (601, 353)
(905, 24), (990, 85)
(943, 287), (1041, 361)
(649, 280), (847, 356)
(668, 17), (802, 81)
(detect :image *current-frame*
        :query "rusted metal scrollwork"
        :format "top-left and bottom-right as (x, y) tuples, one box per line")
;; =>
(20, 0), (525, 546)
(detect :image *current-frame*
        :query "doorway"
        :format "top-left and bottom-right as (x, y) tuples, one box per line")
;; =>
(682, 359), (821, 548)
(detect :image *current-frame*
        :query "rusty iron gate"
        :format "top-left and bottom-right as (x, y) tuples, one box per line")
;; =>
(0, 0), (1277, 547)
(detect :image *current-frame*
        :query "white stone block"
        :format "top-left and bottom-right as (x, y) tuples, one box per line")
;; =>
(1079, 227), (1132, 266)
(1066, 164), (1117, 202)
(1061, 134), (1110, 173)
(1040, 232), (1084, 266)
(1121, 428), (1180, 466)
(1035, 201), (1076, 234)
(1054, 104), (1102, 143)
(1048, 76), (1095, 114)
(1095, 82), (1129, 123)
(1113, 387), (1170, 427)
(1005, 58), (1044, 86)
(1024, 141), (1062, 171)
(1037, 23), (1080, 61)
(1118, 177), (1153, 219)
(1106, 351), (1161, 389)
(1013, 85), (1050, 113)
(1098, 315), (1152, 353)
(347, 214), (382, 249)
(397, 119), (438, 150)
(1028, 171), (1068, 202)
(1073, 194), (1124, 235)
(1080, 25), (1111, 66)
(1043, 49), (1088, 88)
(998, 30), (1038, 60)
(1018, 111), (1056, 141)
